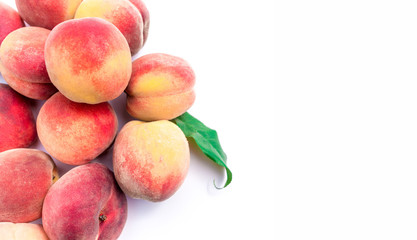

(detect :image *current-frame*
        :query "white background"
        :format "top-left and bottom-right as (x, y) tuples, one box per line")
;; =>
(9, 0), (417, 239)
(1, 0), (278, 239)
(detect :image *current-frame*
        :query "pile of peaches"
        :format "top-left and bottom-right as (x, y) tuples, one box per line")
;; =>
(0, 0), (197, 239)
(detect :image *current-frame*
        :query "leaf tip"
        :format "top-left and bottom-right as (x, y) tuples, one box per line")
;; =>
(213, 179), (224, 190)
(213, 178), (232, 190)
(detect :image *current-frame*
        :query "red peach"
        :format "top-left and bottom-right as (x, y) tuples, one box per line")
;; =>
(128, 0), (150, 45)
(0, 67), (57, 100)
(0, 27), (51, 84)
(37, 92), (118, 165)
(0, 84), (36, 152)
(0, 149), (58, 223)
(75, 0), (145, 55)
(0, 27), (57, 100)
(126, 53), (196, 121)
(0, 2), (24, 45)
(113, 120), (190, 201)
(45, 18), (132, 104)
(42, 163), (127, 240)
(15, 0), (83, 30)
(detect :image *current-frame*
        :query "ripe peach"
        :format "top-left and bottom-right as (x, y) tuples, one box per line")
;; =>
(37, 92), (118, 165)
(0, 68), (57, 100)
(126, 53), (196, 121)
(0, 84), (36, 152)
(0, 27), (57, 100)
(128, 0), (150, 45)
(0, 223), (48, 240)
(45, 17), (132, 104)
(0, 149), (58, 223)
(42, 163), (127, 240)
(0, 27), (51, 83)
(75, 0), (145, 55)
(15, 0), (83, 29)
(113, 120), (190, 201)
(0, 2), (24, 45)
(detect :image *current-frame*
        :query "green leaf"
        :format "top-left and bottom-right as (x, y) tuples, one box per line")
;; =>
(172, 112), (232, 188)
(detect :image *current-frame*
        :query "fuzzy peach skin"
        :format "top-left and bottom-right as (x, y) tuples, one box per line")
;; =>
(0, 223), (49, 240)
(0, 66), (57, 100)
(44, 17), (132, 104)
(0, 149), (59, 223)
(75, 0), (144, 55)
(42, 163), (127, 240)
(126, 53), (196, 121)
(0, 27), (57, 100)
(0, 27), (51, 84)
(15, 0), (83, 30)
(0, 84), (36, 152)
(0, 2), (24, 45)
(37, 92), (118, 165)
(113, 120), (190, 202)
(128, 0), (150, 45)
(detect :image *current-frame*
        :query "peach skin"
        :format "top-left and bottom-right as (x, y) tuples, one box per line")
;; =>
(44, 17), (132, 104)
(0, 27), (58, 100)
(128, 0), (150, 45)
(113, 120), (190, 202)
(37, 92), (118, 165)
(0, 27), (51, 84)
(0, 2), (24, 45)
(126, 53), (196, 121)
(0, 67), (57, 100)
(0, 84), (36, 152)
(0, 149), (58, 223)
(42, 163), (127, 240)
(15, 0), (83, 29)
(75, 0), (145, 55)
(0, 223), (49, 240)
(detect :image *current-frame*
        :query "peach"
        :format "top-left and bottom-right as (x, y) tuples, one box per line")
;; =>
(113, 120), (190, 202)
(0, 223), (48, 240)
(0, 84), (36, 152)
(0, 27), (57, 100)
(37, 92), (118, 165)
(45, 17), (132, 104)
(15, 0), (83, 30)
(0, 149), (58, 223)
(128, 0), (150, 45)
(0, 67), (57, 100)
(75, 0), (145, 55)
(0, 2), (24, 46)
(42, 163), (127, 240)
(0, 27), (51, 83)
(126, 53), (196, 121)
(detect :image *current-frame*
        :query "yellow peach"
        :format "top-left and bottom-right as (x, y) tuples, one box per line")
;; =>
(126, 53), (196, 121)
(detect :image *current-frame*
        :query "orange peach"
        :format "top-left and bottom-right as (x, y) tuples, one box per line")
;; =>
(42, 163), (127, 240)
(0, 2), (24, 45)
(15, 0), (83, 29)
(0, 27), (57, 100)
(128, 0), (150, 45)
(126, 53), (196, 121)
(0, 149), (58, 223)
(75, 0), (145, 55)
(113, 120), (190, 201)
(0, 84), (36, 152)
(45, 17), (132, 104)
(0, 223), (48, 240)
(37, 92), (118, 165)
